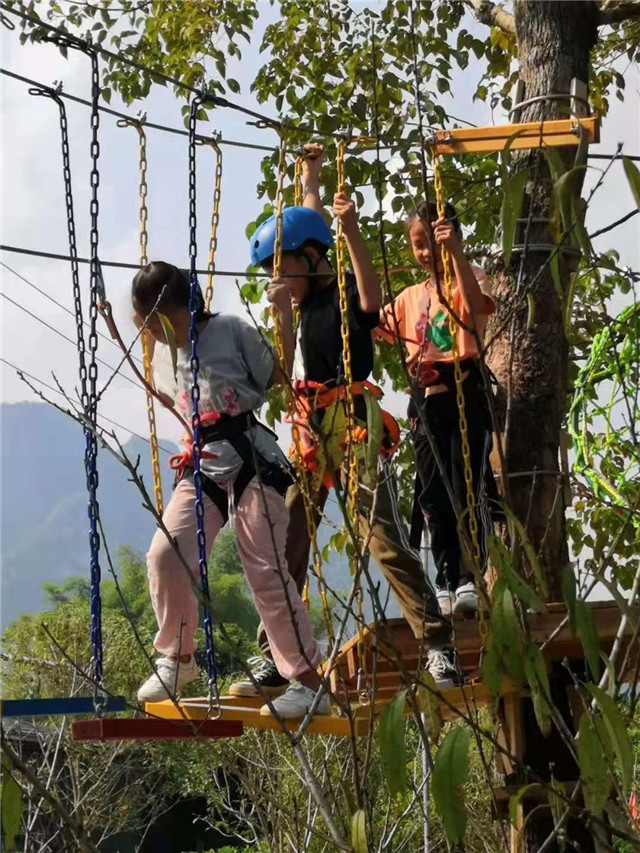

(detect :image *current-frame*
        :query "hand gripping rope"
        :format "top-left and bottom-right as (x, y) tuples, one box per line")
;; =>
(431, 148), (486, 636)
(117, 115), (164, 517)
(335, 139), (368, 698)
(196, 132), (223, 313)
(188, 94), (219, 715)
(270, 139), (335, 645)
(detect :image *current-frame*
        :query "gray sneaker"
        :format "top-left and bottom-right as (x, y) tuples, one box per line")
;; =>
(137, 656), (198, 703)
(424, 648), (461, 690)
(453, 582), (478, 616)
(436, 589), (456, 617)
(259, 683), (330, 719)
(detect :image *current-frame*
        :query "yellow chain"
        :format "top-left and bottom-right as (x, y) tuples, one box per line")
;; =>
(432, 150), (485, 635)
(294, 154), (303, 207)
(269, 136), (335, 642)
(203, 136), (223, 312)
(335, 139), (368, 693)
(124, 120), (164, 517)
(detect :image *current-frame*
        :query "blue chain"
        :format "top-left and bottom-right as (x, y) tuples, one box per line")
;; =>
(86, 47), (104, 691)
(188, 95), (218, 705)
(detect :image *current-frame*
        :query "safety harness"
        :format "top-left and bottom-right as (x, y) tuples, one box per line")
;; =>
(170, 410), (292, 523)
(288, 379), (401, 489)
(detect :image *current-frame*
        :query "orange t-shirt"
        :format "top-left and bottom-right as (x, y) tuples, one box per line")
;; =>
(377, 266), (494, 388)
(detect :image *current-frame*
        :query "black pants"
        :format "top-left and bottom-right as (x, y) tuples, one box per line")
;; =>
(412, 370), (498, 592)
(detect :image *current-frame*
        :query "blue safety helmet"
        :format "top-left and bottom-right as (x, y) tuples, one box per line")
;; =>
(250, 206), (334, 268)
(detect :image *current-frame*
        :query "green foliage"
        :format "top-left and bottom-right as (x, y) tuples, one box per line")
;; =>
(350, 809), (368, 853)
(377, 689), (408, 797)
(578, 711), (612, 816)
(500, 168), (528, 267)
(586, 684), (633, 791)
(575, 599), (602, 682)
(1, 753), (23, 853)
(432, 726), (471, 847)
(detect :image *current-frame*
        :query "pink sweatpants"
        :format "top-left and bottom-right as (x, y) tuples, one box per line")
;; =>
(147, 477), (320, 680)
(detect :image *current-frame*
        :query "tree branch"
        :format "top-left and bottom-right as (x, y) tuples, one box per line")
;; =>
(599, 1), (640, 26)
(464, 0), (516, 34)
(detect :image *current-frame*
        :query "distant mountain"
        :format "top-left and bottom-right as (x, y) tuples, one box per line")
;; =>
(1, 402), (421, 631)
(0, 401), (177, 628)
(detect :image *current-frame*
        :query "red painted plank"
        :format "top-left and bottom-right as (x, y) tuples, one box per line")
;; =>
(70, 717), (243, 741)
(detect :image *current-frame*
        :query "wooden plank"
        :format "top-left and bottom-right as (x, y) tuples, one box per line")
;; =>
(1, 696), (127, 718)
(433, 117), (599, 155)
(70, 717), (243, 741)
(145, 699), (373, 737)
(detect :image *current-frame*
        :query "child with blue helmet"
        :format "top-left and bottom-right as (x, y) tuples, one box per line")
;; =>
(230, 146), (454, 705)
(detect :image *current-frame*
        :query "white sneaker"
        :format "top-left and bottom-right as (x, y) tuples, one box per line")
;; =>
(424, 648), (460, 690)
(259, 682), (330, 719)
(436, 589), (456, 617)
(137, 656), (198, 703)
(453, 582), (478, 616)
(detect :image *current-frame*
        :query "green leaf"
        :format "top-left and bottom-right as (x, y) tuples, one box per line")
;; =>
(362, 387), (383, 488)
(586, 684), (633, 790)
(350, 809), (368, 853)
(553, 165), (587, 234)
(623, 157), (640, 210)
(500, 502), (548, 598)
(544, 148), (565, 184)
(1, 753), (23, 852)
(561, 564), (577, 635)
(157, 313), (179, 382)
(482, 635), (501, 695)
(432, 727), (471, 846)
(575, 601), (601, 681)
(491, 582), (526, 683)
(377, 689), (408, 796)
(550, 250), (564, 301)
(508, 783), (537, 828)
(500, 169), (528, 267)
(577, 711), (611, 816)
(487, 535), (546, 614)
(523, 644), (551, 736)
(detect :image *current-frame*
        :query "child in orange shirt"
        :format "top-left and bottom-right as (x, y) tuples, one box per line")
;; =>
(378, 200), (497, 620)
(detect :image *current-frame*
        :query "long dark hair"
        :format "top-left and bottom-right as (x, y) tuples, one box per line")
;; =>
(405, 199), (461, 236)
(131, 261), (208, 320)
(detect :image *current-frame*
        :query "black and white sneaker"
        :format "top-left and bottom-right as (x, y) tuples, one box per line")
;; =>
(424, 648), (461, 690)
(228, 658), (289, 698)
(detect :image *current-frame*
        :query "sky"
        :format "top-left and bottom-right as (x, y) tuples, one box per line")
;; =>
(1, 3), (638, 454)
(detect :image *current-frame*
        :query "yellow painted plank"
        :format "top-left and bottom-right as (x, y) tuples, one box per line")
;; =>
(145, 698), (372, 737)
(433, 117), (599, 155)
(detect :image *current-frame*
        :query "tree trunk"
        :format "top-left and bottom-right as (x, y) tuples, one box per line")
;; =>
(486, 5), (600, 851)
(487, 0), (599, 600)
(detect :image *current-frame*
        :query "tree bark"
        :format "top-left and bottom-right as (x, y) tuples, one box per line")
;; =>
(487, 0), (599, 600)
(487, 4), (601, 852)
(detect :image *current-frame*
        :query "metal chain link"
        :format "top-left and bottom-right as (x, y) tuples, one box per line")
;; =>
(117, 116), (164, 517)
(198, 134), (223, 312)
(86, 49), (104, 695)
(188, 95), (219, 715)
(432, 149), (486, 637)
(335, 138), (368, 696)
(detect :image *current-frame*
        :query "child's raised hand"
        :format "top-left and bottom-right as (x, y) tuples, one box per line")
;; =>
(267, 278), (294, 314)
(333, 191), (358, 237)
(432, 217), (461, 252)
(301, 143), (325, 185)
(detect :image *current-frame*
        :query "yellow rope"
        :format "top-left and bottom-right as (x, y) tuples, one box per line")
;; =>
(432, 149), (486, 635)
(124, 119), (164, 517)
(202, 136), (223, 313)
(335, 139), (368, 695)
